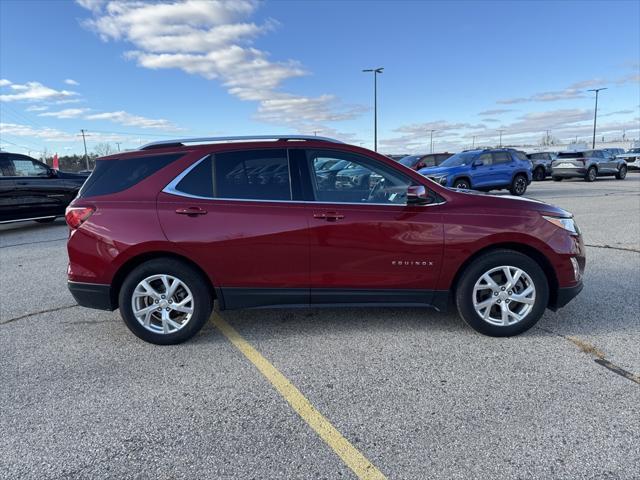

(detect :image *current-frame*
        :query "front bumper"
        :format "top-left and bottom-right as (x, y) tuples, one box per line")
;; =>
(68, 281), (116, 311)
(550, 281), (583, 310)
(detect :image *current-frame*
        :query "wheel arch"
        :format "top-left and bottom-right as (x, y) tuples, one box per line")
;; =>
(110, 251), (216, 308)
(451, 175), (472, 187)
(450, 242), (559, 308)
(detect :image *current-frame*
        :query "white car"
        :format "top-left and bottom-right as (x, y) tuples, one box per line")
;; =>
(616, 148), (640, 170)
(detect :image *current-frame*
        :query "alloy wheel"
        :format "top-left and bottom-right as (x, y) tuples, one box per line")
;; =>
(131, 274), (194, 334)
(472, 266), (536, 326)
(514, 176), (527, 194)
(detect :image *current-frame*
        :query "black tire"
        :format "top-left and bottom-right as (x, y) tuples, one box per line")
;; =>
(453, 178), (470, 189)
(455, 249), (549, 337)
(118, 258), (213, 345)
(585, 166), (597, 182)
(533, 167), (546, 181)
(509, 174), (528, 196)
(616, 165), (627, 180)
(35, 217), (56, 223)
(552, 176), (563, 182)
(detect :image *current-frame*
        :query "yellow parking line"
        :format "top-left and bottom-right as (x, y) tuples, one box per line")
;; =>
(211, 313), (387, 480)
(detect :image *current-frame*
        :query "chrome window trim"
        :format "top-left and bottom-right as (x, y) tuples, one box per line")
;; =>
(163, 154), (446, 207)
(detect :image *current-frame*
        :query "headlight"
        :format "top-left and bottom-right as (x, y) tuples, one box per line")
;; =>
(543, 215), (580, 235)
(428, 175), (447, 185)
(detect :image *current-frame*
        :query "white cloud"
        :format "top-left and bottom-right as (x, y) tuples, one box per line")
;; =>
(25, 105), (49, 112)
(64, 78), (80, 86)
(0, 79), (11, 87)
(39, 108), (89, 119)
(0, 81), (78, 102)
(77, 0), (362, 132)
(0, 121), (142, 144)
(85, 110), (178, 130)
(478, 108), (513, 116)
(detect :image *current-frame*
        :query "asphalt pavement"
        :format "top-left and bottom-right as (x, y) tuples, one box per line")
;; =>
(1, 174), (638, 479)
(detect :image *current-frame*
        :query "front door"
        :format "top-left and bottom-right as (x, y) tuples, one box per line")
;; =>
(295, 148), (444, 306)
(157, 148), (310, 309)
(470, 152), (494, 188)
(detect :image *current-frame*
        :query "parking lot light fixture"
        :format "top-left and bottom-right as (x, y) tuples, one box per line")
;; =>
(362, 67), (384, 151)
(588, 88), (607, 149)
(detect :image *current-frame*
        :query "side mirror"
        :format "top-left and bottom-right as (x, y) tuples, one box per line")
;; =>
(472, 160), (484, 168)
(415, 162), (425, 170)
(48, 168), (58, 177)
(407, 185), (429, 204)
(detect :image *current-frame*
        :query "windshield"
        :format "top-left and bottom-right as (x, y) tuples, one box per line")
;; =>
(399, 155), (421, 167)
(439, 152), (477, 167)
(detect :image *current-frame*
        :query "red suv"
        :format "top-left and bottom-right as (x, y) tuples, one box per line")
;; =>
(66, 136), (585, 344)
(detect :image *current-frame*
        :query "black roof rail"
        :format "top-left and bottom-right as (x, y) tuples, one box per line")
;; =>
(139, 135), (344, 150)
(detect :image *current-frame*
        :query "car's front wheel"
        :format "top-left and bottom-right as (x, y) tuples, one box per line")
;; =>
(509, 174), (528, 196)
(119, 258), (213, 344)
(453, 178), (470, 189)
(616, 165), (627, 180)
(455, 249), (549, 337)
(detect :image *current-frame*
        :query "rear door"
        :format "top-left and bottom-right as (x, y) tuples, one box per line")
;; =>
(157, 148), (310, 309)
(295, 148), (444, 305)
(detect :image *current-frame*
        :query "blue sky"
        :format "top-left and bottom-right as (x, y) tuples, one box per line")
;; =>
(1, 0), (638, 156)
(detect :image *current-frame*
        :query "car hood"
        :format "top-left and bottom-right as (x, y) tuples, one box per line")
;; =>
(418, 165), (462, 176)
(453, 189), (572, 217)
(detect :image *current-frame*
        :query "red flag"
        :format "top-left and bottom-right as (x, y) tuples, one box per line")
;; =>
(53, 153), (59, 170)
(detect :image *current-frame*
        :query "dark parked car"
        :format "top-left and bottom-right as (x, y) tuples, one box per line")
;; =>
(616, 148), (640, 170)
(526, 152), (557, 181)
(551, 150), (627, 182)
(398, 152), (452, 171)
(418, 148), (532, 195)
(66, 135), (584, 345)
(0, 152), (88, 223)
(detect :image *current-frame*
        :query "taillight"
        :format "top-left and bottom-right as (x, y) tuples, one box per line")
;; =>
(65, 206), (95, 229)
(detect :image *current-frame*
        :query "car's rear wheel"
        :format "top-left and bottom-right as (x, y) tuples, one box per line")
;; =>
(585, 167), (597, 182)
(455, 249), (549, 337)
(533, 167), (545, 181)
(552, 176), (563, 182)
(616, 165), (627, 180)
(119, 258), (213, 345)
(453, 178), (470, 189)
(509, 174), (528, 196)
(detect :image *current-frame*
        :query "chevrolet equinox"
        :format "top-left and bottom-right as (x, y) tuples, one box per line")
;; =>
(66, 136), (585, 344)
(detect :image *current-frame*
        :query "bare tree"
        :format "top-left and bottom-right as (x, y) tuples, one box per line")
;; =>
(93, 143), (114, 157)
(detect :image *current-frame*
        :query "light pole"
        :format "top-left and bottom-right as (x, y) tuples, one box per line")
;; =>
(472, 135), (477, 149)
(428, 129), (436, 153)
(362, 67), (384, 151)
(588, 87), (607, 149)
(498, 129), (505, 148)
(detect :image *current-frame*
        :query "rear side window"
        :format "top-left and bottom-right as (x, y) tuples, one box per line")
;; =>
(173, 149), (291, 201)
(79, 153), (182, 198)
(493, 152), (512, 164)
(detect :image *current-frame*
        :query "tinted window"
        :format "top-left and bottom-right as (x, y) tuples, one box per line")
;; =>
(214, 149), (290, 200)
(513, 151), (528, 161)
(558, 152), (585, 158)
(175, 155), (214, 198)
(399, 155), (421, 167)
(79, 153), (181, 198)
(493, 152), (512, 164)
(308, 150), (413, 205)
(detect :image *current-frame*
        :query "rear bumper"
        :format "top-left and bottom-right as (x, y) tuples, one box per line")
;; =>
(68, 281), (116, 311)
(549, 281), (583, 310)
(552, 168), (586, 178)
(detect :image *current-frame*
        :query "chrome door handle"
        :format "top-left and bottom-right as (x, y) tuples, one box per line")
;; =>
(314, 212), (344, 222)
(175, 207), (207, 216)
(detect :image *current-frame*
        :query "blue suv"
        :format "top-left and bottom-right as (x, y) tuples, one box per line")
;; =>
(418, 148), (533, 195)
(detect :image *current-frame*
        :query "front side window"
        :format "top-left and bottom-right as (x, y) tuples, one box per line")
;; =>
(307, 150), (413, 205)
(11, 158), (48, 177)
(173, 149), (291, 201)
(477, 153), (493, 165)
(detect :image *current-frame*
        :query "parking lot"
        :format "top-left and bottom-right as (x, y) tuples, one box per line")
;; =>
(1, 175), (639, 479)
